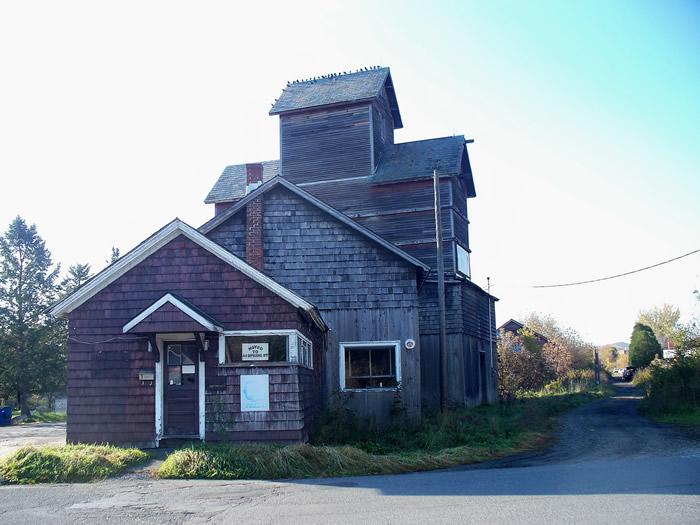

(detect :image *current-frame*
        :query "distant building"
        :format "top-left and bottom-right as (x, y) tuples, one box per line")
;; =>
(497, 319), (549, 351)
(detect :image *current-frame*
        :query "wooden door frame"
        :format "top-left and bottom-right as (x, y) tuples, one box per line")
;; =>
(155, 334), (206, 445)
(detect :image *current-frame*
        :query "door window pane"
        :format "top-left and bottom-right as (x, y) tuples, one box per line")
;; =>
(168, 366), (182, 386)
(168, 347), (181, 365)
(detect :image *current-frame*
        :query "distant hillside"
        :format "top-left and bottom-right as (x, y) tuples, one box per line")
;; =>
(600, 342), (630, 352)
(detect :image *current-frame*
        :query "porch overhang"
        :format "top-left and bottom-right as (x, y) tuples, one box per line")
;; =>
(123, 293), (224, 334)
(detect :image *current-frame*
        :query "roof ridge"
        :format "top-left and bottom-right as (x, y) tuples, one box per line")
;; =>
(284, 66), (387, 86)
(223, 159), (279, 168)
(393, 135), (465, 146)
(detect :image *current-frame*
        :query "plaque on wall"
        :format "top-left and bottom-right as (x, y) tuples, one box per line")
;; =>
(242, 342), (269, 361)
(240, 374), (270, 412)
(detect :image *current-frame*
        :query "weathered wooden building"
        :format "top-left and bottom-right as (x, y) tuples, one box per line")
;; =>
(52, 67), (497, 447)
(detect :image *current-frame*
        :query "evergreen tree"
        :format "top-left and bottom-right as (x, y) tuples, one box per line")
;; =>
(108, 246), (120, 264)
(629, 323), (662, 367)
(0, 216), (64, 416)
(60, 263), (92, 296)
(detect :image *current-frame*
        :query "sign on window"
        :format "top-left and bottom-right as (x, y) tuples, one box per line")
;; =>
(242, 342), (269, 361)
(240, 374), (270, 412)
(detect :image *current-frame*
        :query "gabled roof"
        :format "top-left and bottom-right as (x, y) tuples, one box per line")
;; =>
(205, 160), (279, 204)
(372, 136), (476, 198)
(269, 67), (403, 128)
(199, 176), (431, 275)
(498, 319), (548, 342)
(123, 293), (224, 333)
(49, 219), (327, 331)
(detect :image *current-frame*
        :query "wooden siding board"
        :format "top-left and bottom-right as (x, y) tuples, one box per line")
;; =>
(321, 307), (421, 424)
(303, 177), (458, 274)
(205, 361), (318, 441)
(280, 104), (372, 184)
(260, 187), (420, 310)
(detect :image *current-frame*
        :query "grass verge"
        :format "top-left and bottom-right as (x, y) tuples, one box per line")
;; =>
(158, 390), (604, 480)
(11, 411), (67, 424)
(648, 408), (700, 426)
(0, 444), (149, 484)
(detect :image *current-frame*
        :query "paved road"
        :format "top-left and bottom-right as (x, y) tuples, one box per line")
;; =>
(1, 384), (698, 524)
(0, 422), (66, 458)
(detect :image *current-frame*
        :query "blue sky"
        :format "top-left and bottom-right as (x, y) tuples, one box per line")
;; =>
(0, 1), (698, 344)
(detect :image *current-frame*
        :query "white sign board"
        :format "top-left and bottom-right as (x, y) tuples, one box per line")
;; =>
(240, 374), (270, 412)
(242, 342), (269, 361)
(663, 349), (677, 359)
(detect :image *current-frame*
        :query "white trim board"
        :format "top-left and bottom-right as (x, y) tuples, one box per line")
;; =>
(218, 329), (310, 366)
(123, 293), (223, 334)
(50, 218), (326, 331)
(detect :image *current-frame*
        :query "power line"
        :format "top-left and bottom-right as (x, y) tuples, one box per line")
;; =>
(532, 248), (700, 289)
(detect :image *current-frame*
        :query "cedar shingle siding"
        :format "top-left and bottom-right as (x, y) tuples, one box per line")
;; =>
(67, 236), (315, 446)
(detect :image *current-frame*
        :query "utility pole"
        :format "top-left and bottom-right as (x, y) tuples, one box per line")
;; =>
(594, 348), (601, 386)
(433, 168), (448, 411)
(487, 277), (495, 378)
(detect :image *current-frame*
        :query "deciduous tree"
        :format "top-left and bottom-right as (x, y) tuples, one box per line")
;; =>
(638, 304), (681, 348)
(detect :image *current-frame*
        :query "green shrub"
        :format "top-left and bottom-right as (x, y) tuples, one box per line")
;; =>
(0, 444), (149, 484)
(542, 369), (596, 394)
(637, 355), (700, 419)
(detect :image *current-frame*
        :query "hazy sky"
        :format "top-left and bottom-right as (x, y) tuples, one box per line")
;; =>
(1, 1), (698, 344)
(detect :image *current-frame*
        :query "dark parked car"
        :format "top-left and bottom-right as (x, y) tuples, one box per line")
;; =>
(622, 367), (637, 382)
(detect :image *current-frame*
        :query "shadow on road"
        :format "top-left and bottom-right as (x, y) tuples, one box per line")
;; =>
(289, 383), (700, 497)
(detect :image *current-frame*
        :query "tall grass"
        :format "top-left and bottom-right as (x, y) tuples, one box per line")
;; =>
(158, 391), (600, 480)
(0, 444), (149, 484)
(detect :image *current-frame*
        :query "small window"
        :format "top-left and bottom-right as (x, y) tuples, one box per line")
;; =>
(297, 334), (313, 368)
(456, 244), (471, 279)
(222, 331), (313, 368)
(225, 335), (287, 363)
(340, 342), (401, 390)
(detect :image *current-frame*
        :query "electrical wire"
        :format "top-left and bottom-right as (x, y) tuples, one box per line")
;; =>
(532, 248), (700, 289)
(68, 336), (148, 345)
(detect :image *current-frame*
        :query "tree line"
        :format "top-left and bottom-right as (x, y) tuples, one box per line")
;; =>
(0, 216), (119, 416)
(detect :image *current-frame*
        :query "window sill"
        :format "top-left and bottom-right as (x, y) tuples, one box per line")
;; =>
(218, 361), (313, 370)
(341, 387), (399, 393)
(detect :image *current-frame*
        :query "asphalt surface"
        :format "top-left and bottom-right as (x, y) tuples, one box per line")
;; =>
(0, 383), (698, 524)
(0, 422), (66, 458)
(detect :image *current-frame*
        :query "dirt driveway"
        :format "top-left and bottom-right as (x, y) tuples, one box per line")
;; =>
(0, 422), (66, 458)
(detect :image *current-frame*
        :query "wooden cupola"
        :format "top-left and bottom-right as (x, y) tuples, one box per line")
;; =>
(269, 67), (402, 185)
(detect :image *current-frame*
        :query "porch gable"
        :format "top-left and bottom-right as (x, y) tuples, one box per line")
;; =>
(123, 293), (224, 334)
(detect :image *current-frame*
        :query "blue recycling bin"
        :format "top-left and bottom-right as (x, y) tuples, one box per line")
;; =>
(0, 406), (12, 426)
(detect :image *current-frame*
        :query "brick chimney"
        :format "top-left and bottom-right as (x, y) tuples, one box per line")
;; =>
(245, 163), (264, 270)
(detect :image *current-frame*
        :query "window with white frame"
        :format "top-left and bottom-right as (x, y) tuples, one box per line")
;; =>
(340, 342), (401, 390)
(221, 330), (312, 368)
(456, 244), (471, 279)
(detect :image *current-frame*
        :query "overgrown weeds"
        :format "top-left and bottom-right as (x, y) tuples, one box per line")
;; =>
(158, 390), (601, 480)
(0, 444), (149, 484)
(634, 355), (700, 425)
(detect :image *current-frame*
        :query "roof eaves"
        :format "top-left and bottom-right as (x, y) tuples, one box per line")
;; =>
(50, 219), (326, 331)
(199, 177), (431, 274)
